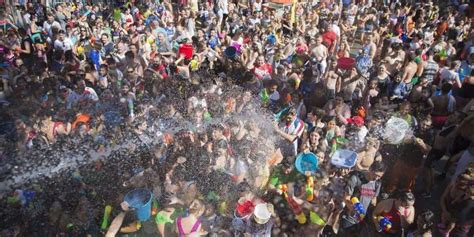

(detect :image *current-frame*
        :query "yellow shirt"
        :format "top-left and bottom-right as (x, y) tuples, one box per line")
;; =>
(190, 60), (199, 71)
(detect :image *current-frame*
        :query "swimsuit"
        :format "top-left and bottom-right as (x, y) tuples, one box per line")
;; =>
(382, 200), (410, 232)
(52, 122), (65, 137)
(177, 217), (201, 237)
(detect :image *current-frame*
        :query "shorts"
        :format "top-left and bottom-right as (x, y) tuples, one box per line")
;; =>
(365, 24), (374, 33)
(423, 148), (445, 168)
(431, 114), (448, 128)
(326, 88), (336, 100)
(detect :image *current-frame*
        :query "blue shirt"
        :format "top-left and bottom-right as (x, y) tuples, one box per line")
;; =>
(387, 81), (408, 99)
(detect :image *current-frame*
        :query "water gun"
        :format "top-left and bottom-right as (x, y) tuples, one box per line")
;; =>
(273, 107), (290, 122)
(152, 199), (158, 216)
(12, 190), (36, 206)
(277, 184), (287, 195)
(310, 211), (326, 225)
(351, 197), (366, 221)
(260, 89), (269, 104)
(305, 176), (315, 202)
(377, 216), (392, 232)
(100, 205), (112, 230)
(279, 184), (307, 224)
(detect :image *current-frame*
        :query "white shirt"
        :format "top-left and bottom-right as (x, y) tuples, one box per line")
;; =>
(54, 38), (74, 51)
(79, 87), (99, 102)
(332, 24), (341, 38)
(43, 20), (61, 37)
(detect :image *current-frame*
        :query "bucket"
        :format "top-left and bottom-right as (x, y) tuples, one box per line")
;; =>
(178, 44), (193, 60)
(253, 203), (272, 224)
(295, 152), (319, 175)
(337, 57), (355, 70)
(224, 46), (237, 59)
(124, 189), (153, 221)
(331, 149), (358, 168)
(383, 117), (409, 144)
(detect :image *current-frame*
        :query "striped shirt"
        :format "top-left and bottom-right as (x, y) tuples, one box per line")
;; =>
(422, 60), (439, 84)
(282, 118), (305, 156)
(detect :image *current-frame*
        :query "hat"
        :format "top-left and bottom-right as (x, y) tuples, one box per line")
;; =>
(253, 203), (272, 224)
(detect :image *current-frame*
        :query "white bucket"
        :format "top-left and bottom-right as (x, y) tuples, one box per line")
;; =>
(383, 117), (410, 144)
(253, 203), (272, 224)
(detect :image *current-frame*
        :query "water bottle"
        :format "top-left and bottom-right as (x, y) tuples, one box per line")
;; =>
(127, 98), (134, 117)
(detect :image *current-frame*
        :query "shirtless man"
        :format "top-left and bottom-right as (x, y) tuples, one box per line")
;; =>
(384, 43), (405, 75)
(363, 33), (377, 60)
(310, 34), (329, 74)
(299, 187), (337, 236)
(341, 67), (364, 103)
(428, 83), (456, 128)
(38, 114), (71, 143)
(402, 53), (419, 91)
(325, 59), (341, 100)
(355, 138), (382, 171)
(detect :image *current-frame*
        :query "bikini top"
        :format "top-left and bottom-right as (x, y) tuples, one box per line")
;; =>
(177, 216), (201, 237)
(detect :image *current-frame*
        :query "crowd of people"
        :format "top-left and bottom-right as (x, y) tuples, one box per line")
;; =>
(0, 0), (474, 236)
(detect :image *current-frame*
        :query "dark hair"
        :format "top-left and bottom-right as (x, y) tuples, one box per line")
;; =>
(370, 160), (386, 173)
(125, 51), (134, 59)
(398, 191), (415, 203)
(100, 64), (108, 70)
(426, 49), (434, 57)
(106, 57), (116, 65)
(441, 83), (453, 94)
(18, 27), (27, 36)
(418, 209), (435, 232)
(267, 79), (278, 88)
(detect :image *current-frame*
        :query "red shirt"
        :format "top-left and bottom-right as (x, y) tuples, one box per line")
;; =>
(322, 31), (337, 50)
(253, 63), (273, 80)
(152, 64), (168, 79)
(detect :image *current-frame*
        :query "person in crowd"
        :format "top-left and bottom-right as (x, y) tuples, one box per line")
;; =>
(371, 191), (416, 236)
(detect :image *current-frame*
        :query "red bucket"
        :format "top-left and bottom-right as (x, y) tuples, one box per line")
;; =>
(178, 44), (194, 60)
(337, 57), (355, 70)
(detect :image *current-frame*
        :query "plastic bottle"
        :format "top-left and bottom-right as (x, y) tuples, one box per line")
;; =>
(127, 97), (134, 118)
(351, 197), (366, 221)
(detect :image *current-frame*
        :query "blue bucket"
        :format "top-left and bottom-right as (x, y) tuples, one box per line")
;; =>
(295, 152), (319, 175)
(124, 189), (153, 221)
